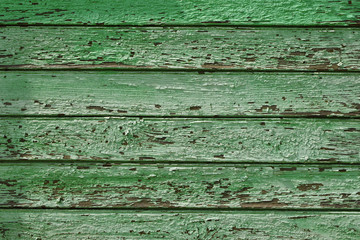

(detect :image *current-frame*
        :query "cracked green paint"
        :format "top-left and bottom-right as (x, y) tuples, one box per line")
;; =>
(1, 27), (359, 71)
(1, 210), (359, 239)
(0, 163), (359, 209)
(0, 118), (359, 163)
(0, 0), (359, 26)
(1, 1), (359, 238)
(1, 71), (359, 117)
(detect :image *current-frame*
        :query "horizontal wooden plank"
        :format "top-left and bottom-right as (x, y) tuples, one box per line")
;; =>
(0, 0), (359, 26)
(1, 27), (359, 71)
(0, 163), (359, 209)
(1, 71), (359, 117)
(1, 210), (359, 239)
(1, 118), (359, 163)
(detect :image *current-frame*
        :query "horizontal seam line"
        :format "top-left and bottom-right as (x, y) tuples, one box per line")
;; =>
(1, 68), (360, 73)
(1, 69), (360, 74)
(0, 115), (359, 119)
(0, 161), (358, 166)
(0, 24), (359, 28)
(0, 207), (359, 212)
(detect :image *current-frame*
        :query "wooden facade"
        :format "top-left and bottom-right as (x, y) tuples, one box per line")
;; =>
(0, 1), (359, 239)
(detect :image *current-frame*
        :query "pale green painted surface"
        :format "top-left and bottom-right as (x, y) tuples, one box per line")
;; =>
(0, 0), (359, 26)
(0, 163), (359, 209)
(1, 118), (359, 163)
(1, 27), (359, 71)
(0, 210), (359, 239)
(0, 1), (359, 238)
(1, 71), (359, 117)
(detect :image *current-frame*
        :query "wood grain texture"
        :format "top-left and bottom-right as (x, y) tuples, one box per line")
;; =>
(1, 118), (359, 163)
(0, 0), (359, 26)
(0, 163), (359, 209)
(1, 27), (359, 71)
(1, 71), (359, 117)
(1, 1), (359, 237)
(1, 210), (359, 239)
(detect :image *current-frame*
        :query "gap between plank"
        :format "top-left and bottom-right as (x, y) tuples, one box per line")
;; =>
(0, 24), (359, 28)
(0, 207), (360, 212)
(2, 67), (360, 73)
(0, 115), (359, 119)
(0, 160), (359, 166)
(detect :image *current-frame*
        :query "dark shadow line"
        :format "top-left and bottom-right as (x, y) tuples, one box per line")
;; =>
(0, 115), (359, 119)
(1, 69), (360, 74)
(0, 160), (359, 166)
(0, 24), (359, 28)
(1, 67), (360, 73)
(0, 206), (359, 212)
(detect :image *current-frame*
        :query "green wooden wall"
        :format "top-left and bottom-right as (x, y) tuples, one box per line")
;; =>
(0, 1), (359, 239)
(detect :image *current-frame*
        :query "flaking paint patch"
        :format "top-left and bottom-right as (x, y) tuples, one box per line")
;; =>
(0, 0), (359, 26)
(0, 118), (359, 163)
(0, 71), (359, 117)
(1, 209), (359, 239)
(0, 27), (358, 71)
(0, 163), (359, 209)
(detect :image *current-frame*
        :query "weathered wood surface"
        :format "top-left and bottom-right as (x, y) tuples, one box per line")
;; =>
(1, 71), (359, 117)
(1, 1), (358, 238)
(1, 118), (359, 163)
(0, 0), (359, 26)
(1, 27), (359, 71)
(0, 163), (359, 209)
(0, 210), (359, 240)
